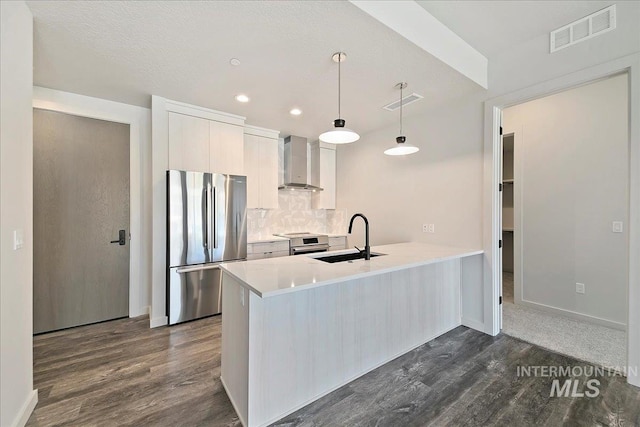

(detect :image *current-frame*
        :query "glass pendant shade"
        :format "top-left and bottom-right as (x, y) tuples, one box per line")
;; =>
(320, 52), (359, 144)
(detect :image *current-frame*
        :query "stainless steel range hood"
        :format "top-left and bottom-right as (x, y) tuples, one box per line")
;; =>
(279, 135), (324, 192)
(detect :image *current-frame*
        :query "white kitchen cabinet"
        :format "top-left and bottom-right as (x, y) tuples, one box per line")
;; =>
(247, 240), (290, 260)
(210, 121), (244, 175)
(312, 142), (337, 209)
(244, 126), (279, 209)
(168, 111), (244, 175)
(328, 236), (347, 251)
(168, 112), (210, 172)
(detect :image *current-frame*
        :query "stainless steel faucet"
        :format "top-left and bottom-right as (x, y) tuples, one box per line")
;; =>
(348, 213), (370, 260)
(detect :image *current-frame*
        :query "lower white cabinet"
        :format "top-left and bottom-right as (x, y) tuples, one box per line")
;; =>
(328, 236), (347, 251)
(247, 240), (290, 260)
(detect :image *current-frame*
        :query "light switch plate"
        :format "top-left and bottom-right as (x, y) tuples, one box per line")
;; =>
(13, 229), (24, 250)
(612, 221), (623, 233)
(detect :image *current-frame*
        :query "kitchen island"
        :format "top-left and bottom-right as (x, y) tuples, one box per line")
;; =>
(219, 242), (483, 427)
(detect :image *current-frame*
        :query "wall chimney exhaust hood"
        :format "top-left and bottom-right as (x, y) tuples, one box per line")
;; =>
(279, 135), (324, 192)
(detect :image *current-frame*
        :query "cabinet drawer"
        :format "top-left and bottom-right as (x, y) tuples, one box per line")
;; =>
(247, 250), (290, 260)
(329, 236), (347, 250)
(247, 241), (290, 255)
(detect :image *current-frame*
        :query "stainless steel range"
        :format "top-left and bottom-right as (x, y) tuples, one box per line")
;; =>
(273, 232), (329, 255)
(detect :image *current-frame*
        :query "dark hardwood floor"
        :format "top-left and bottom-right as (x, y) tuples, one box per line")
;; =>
(27, 316), (640, 427)
(27, 315), (240, 427)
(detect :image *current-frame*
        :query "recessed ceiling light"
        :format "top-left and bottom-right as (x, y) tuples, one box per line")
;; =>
(290, 108), (302, 116)
(230, 58), (241, 66)
(235, 94), (249, 103)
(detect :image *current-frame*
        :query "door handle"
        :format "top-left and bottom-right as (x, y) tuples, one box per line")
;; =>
(110, 229), (126, 245)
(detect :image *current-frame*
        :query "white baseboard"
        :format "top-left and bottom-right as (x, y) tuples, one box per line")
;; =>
(11, 389), (38, 427)
(518, 299), (626, 331)
(150, 316), (168, 328)
(462, 317), (486, 334)
(129, 305), (149, 318)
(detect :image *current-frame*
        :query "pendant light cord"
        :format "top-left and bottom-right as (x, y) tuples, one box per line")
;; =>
(338, 53), (341, 120)
(399, 83), (403, 135)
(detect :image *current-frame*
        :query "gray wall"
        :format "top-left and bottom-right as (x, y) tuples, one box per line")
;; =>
(503, 74), (629, 327)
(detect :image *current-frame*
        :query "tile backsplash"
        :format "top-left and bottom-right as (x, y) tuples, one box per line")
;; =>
(247, 191), (348, 241)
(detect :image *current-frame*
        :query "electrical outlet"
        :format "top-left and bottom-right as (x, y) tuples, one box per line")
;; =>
(422, 224), (429, 233)
(612, 221), (623, 233)
(428, 224), (435, 233)
(576, 283), (585, 294)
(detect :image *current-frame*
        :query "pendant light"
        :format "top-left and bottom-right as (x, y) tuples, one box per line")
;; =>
(384, 82), (419, 156)
(319, 52), (360, 144)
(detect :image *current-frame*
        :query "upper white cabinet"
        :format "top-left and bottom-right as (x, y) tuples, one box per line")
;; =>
(244, 126), (279, 209)
(312, 141), (337, 209)
(162, 98), (246, 175)
(168, 112), (210, 172)
(210, 121), (244, 175)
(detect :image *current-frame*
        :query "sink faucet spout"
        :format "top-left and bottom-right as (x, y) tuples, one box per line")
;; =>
(348, 213), (370, 260)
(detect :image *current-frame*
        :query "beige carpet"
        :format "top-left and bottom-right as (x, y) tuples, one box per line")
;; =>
(501, 272), (626, 370)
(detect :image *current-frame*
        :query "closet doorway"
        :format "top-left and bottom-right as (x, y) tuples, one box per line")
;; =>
(499, 73), (629, 370)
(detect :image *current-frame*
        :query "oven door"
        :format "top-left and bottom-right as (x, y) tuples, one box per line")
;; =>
(291, 244), (330, 255)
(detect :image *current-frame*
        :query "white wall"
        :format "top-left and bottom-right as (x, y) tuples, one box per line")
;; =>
(337, 0), (640, 335)
(503, 74), (628, 328)
(0, 2), (38, 426)
(336, 95), (484, 250)
(32, 87), (153, 318)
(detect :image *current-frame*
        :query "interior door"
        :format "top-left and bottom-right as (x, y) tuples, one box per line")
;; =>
(33, 109), (130, 334)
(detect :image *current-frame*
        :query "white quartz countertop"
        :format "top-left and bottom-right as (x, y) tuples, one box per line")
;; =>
(220, 242), (483, 298)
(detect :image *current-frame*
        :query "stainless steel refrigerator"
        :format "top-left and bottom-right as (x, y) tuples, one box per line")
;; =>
(166, 170), (247, 325)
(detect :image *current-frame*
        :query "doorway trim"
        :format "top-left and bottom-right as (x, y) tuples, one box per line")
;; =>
(33, 87), (151, 318)
(483, 53), (640, 387)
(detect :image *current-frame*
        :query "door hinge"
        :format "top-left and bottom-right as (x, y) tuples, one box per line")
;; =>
(500, 126), (503, 136)
(499, 183), (503, 191)
(499, 296), (503, 305)
(499, 239), (503, 248)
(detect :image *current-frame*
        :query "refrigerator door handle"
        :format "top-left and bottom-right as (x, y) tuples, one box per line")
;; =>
(212, 186), (217, 249)
(203, 185), (209, 249)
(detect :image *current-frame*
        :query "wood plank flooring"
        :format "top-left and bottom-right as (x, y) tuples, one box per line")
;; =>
(27, 316), (640, 426)
(27, 315), (240, 427)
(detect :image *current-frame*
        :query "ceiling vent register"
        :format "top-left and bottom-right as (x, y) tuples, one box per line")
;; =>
(550, 5), (616, 53)
(383, 93), (423, 111)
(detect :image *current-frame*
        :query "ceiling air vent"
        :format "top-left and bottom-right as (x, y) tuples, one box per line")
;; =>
(383, 93), (423, 111)
(550, 5), (616, 53)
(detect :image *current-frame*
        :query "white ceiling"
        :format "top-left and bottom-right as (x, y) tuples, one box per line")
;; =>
(416, 1), (615, 57)
(26, 1), (612, 139)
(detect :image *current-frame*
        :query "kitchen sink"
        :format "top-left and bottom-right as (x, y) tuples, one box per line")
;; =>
(314, 252), (385, 263)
